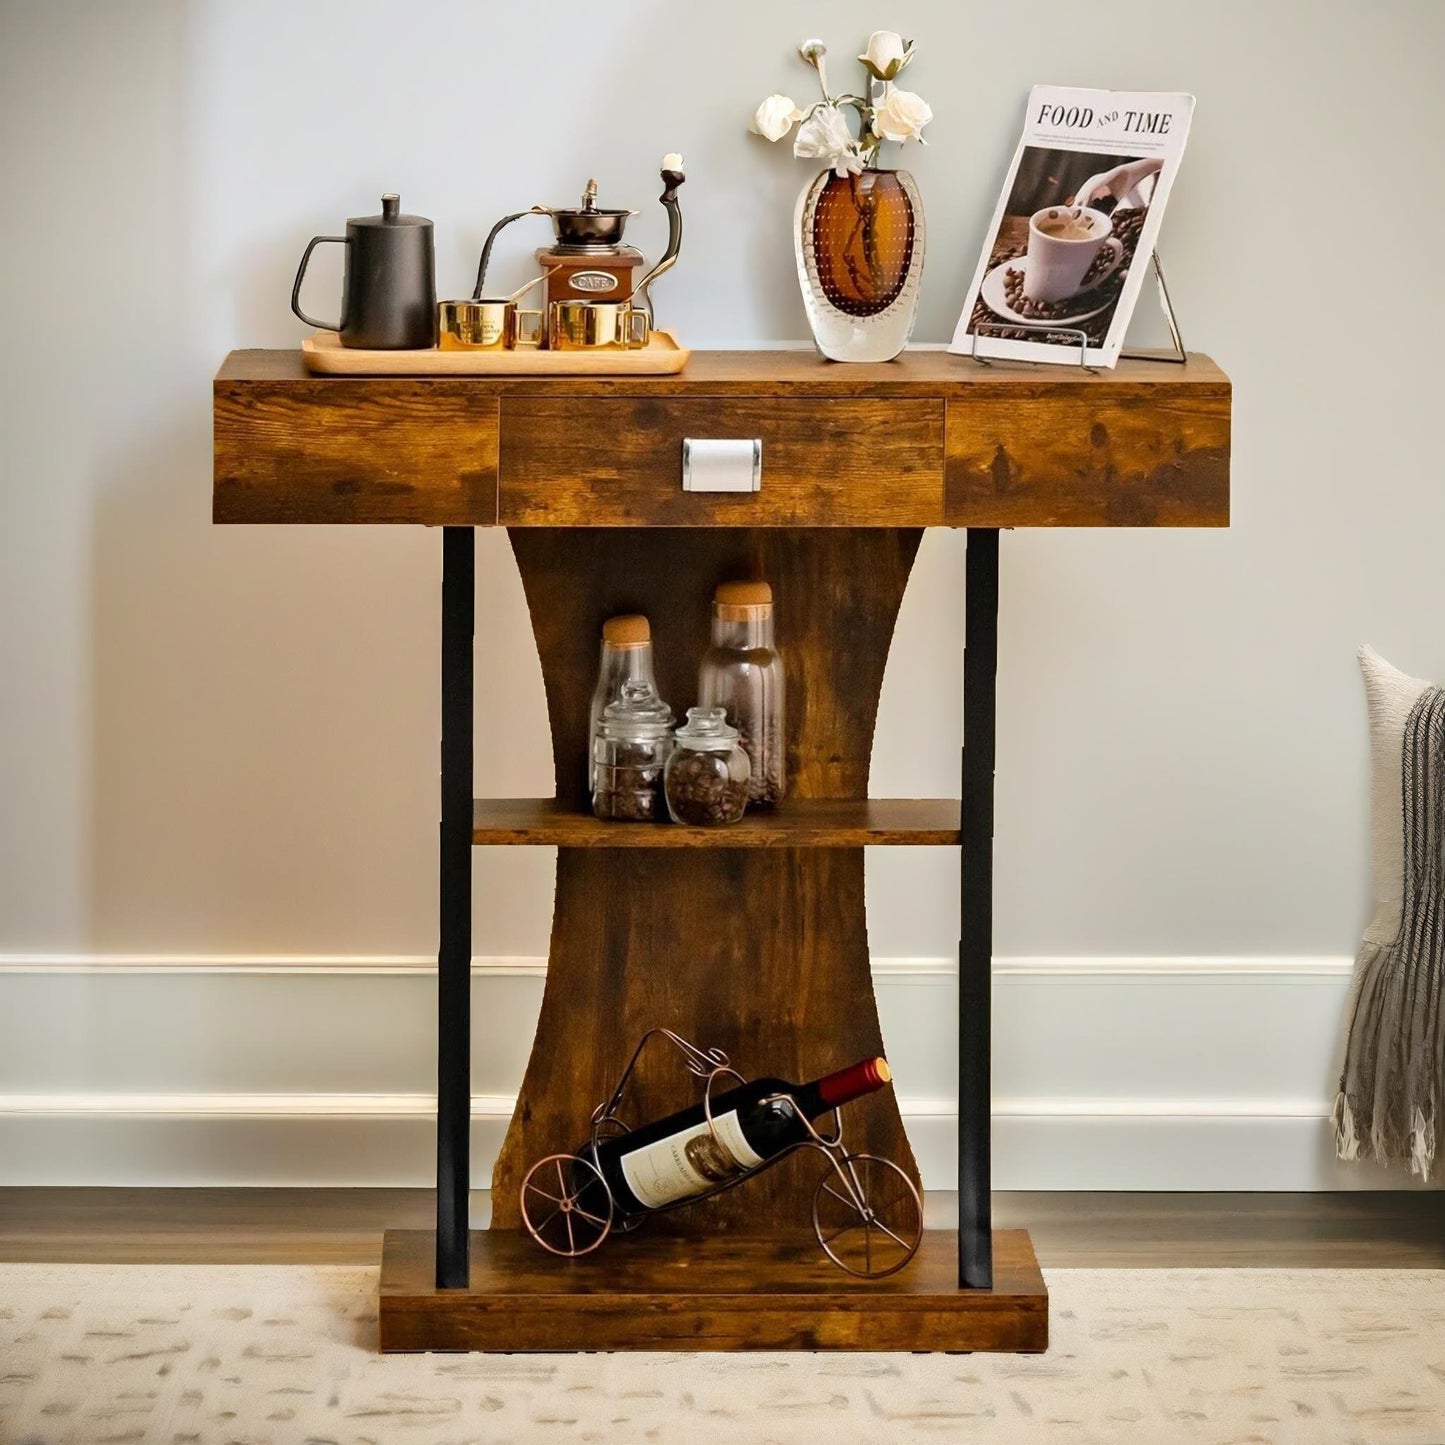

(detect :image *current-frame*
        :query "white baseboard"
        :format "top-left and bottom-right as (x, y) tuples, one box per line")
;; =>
(0, 1095), (1424, 1192)
(4, 951), (1425, 1192)
(0, 952), (1355, 976)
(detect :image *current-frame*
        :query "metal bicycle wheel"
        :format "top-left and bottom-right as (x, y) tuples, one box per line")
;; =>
(520, 1153), (613, 1257)
(811, 1153), (922, 1279)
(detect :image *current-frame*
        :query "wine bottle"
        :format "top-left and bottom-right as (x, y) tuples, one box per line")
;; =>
(586, 1056), (891, 1213)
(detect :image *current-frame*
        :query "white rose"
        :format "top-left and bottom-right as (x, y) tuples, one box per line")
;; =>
(793, 103), (858, 172)
(873, 86), (932, 143)
(751, 94), (802, 143)
(859, 31), (913, 81)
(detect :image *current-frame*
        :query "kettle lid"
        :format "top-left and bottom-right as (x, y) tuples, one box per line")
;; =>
(352, 193), (431, 228)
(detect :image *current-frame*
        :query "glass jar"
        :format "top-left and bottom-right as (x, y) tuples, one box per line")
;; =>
(664, 707), (750, 827)
(588, 614), (661, 796)
(592, 682), (674, 822)
(698, 581), (785, 807)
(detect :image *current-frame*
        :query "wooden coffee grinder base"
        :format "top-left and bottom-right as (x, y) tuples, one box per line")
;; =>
(536, 244), (644, 308)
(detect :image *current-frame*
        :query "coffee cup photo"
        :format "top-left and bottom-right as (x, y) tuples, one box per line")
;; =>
(957, 140), (1161, 348)
(1022, 206), (1124, 303)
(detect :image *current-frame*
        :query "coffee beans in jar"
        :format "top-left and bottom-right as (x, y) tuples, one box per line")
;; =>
(664, 707), (750, 827)
(592, 683), (674, 823)
(588, 614), (661, 798)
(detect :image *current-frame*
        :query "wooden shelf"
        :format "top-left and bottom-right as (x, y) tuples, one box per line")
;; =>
(471, 797), (961, 848)
(379, 1228), (1048, 1353)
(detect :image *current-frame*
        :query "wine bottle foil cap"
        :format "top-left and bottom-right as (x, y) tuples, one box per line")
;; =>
(602, 614), (651, 647)
(816, 1055), (892, 1108)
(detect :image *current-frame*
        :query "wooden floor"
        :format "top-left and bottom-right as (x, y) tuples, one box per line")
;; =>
(0, 1189), (1438, 1268)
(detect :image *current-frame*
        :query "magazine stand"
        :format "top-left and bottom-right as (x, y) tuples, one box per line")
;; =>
(212, 347), (1231, 1354)
(969, 251), (1187, 372)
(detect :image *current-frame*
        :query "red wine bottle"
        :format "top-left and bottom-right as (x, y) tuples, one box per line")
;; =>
(587, 1056), (891, 1213)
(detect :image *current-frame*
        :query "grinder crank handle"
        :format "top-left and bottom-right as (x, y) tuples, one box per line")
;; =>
(628, 160), (686, 325)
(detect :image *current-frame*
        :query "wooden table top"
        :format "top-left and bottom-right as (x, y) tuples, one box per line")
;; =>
(217, 346), (1229, 395)
(213, 348), (1231, 529)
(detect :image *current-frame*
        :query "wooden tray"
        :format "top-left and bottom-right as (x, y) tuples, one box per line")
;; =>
(301, 329), (689, 376)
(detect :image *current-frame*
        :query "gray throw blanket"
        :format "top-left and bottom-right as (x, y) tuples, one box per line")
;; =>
(1334, 684), (1445, 1180)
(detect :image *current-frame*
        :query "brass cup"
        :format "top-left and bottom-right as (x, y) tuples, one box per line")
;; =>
(438, 298), (543, 350)
(547, 299), (650, 351)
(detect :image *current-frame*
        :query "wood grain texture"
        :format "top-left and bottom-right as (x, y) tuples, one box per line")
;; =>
(213, 381), (499, 524)
(378, 1229), (1049, 1353)
(490, 529), (923, 1233)
(472, 797), (961, 846)
(945, 390), (1230, 527)
(511, 528), (922, 806)
(491, 846), (915, 1235)
(213, 349), (1230, 529)
(499, 396), (945, 527)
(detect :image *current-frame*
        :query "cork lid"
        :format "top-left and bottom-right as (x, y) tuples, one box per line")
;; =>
(602, 614), (650, 648)
(714, 581), (772, 607)
(714, 581), (773, 620)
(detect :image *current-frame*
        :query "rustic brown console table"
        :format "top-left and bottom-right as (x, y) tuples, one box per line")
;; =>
(213, 348), (1231, 1353)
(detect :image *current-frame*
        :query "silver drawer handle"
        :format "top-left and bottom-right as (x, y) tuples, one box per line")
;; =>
(682, 438), (761, 493)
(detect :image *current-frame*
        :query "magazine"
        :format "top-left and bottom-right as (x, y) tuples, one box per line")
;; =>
(949, 85), (1195, 367)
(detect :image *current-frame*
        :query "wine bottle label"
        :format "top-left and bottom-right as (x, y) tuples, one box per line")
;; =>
(619, 1109), (765, 1210)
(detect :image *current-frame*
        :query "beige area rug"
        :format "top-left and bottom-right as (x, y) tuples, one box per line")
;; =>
(1, 1265), (1443, 1445)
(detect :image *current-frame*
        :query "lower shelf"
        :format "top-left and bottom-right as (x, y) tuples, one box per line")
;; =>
(379, 1228), (1048, 1353)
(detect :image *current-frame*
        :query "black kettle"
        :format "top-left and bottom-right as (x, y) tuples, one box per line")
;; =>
(291, 193), (437, 349)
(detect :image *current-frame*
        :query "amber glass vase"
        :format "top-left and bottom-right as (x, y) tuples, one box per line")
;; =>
(795, 168), (924, 362)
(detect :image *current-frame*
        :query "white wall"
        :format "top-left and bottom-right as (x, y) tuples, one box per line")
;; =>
(2, 0), (1443, 1190)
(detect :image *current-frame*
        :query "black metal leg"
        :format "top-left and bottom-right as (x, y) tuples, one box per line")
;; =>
(959, 528), (999, 1290)
(437, 527), (474, 1289)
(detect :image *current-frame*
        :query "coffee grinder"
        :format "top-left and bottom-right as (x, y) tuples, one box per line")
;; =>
(472, 157), (685, 326)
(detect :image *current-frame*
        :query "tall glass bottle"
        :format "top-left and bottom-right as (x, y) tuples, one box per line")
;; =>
(697, 581), (785, 807)
(589, 615), (662, 794)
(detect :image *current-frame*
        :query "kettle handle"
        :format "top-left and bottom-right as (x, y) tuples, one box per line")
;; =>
(291, 235), (349, 332)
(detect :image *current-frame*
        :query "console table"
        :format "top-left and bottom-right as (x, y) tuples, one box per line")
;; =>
(213, 348), (1231, 1353)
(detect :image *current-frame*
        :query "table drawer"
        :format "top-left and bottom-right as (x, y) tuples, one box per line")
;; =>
(499, 396), (944, 526)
